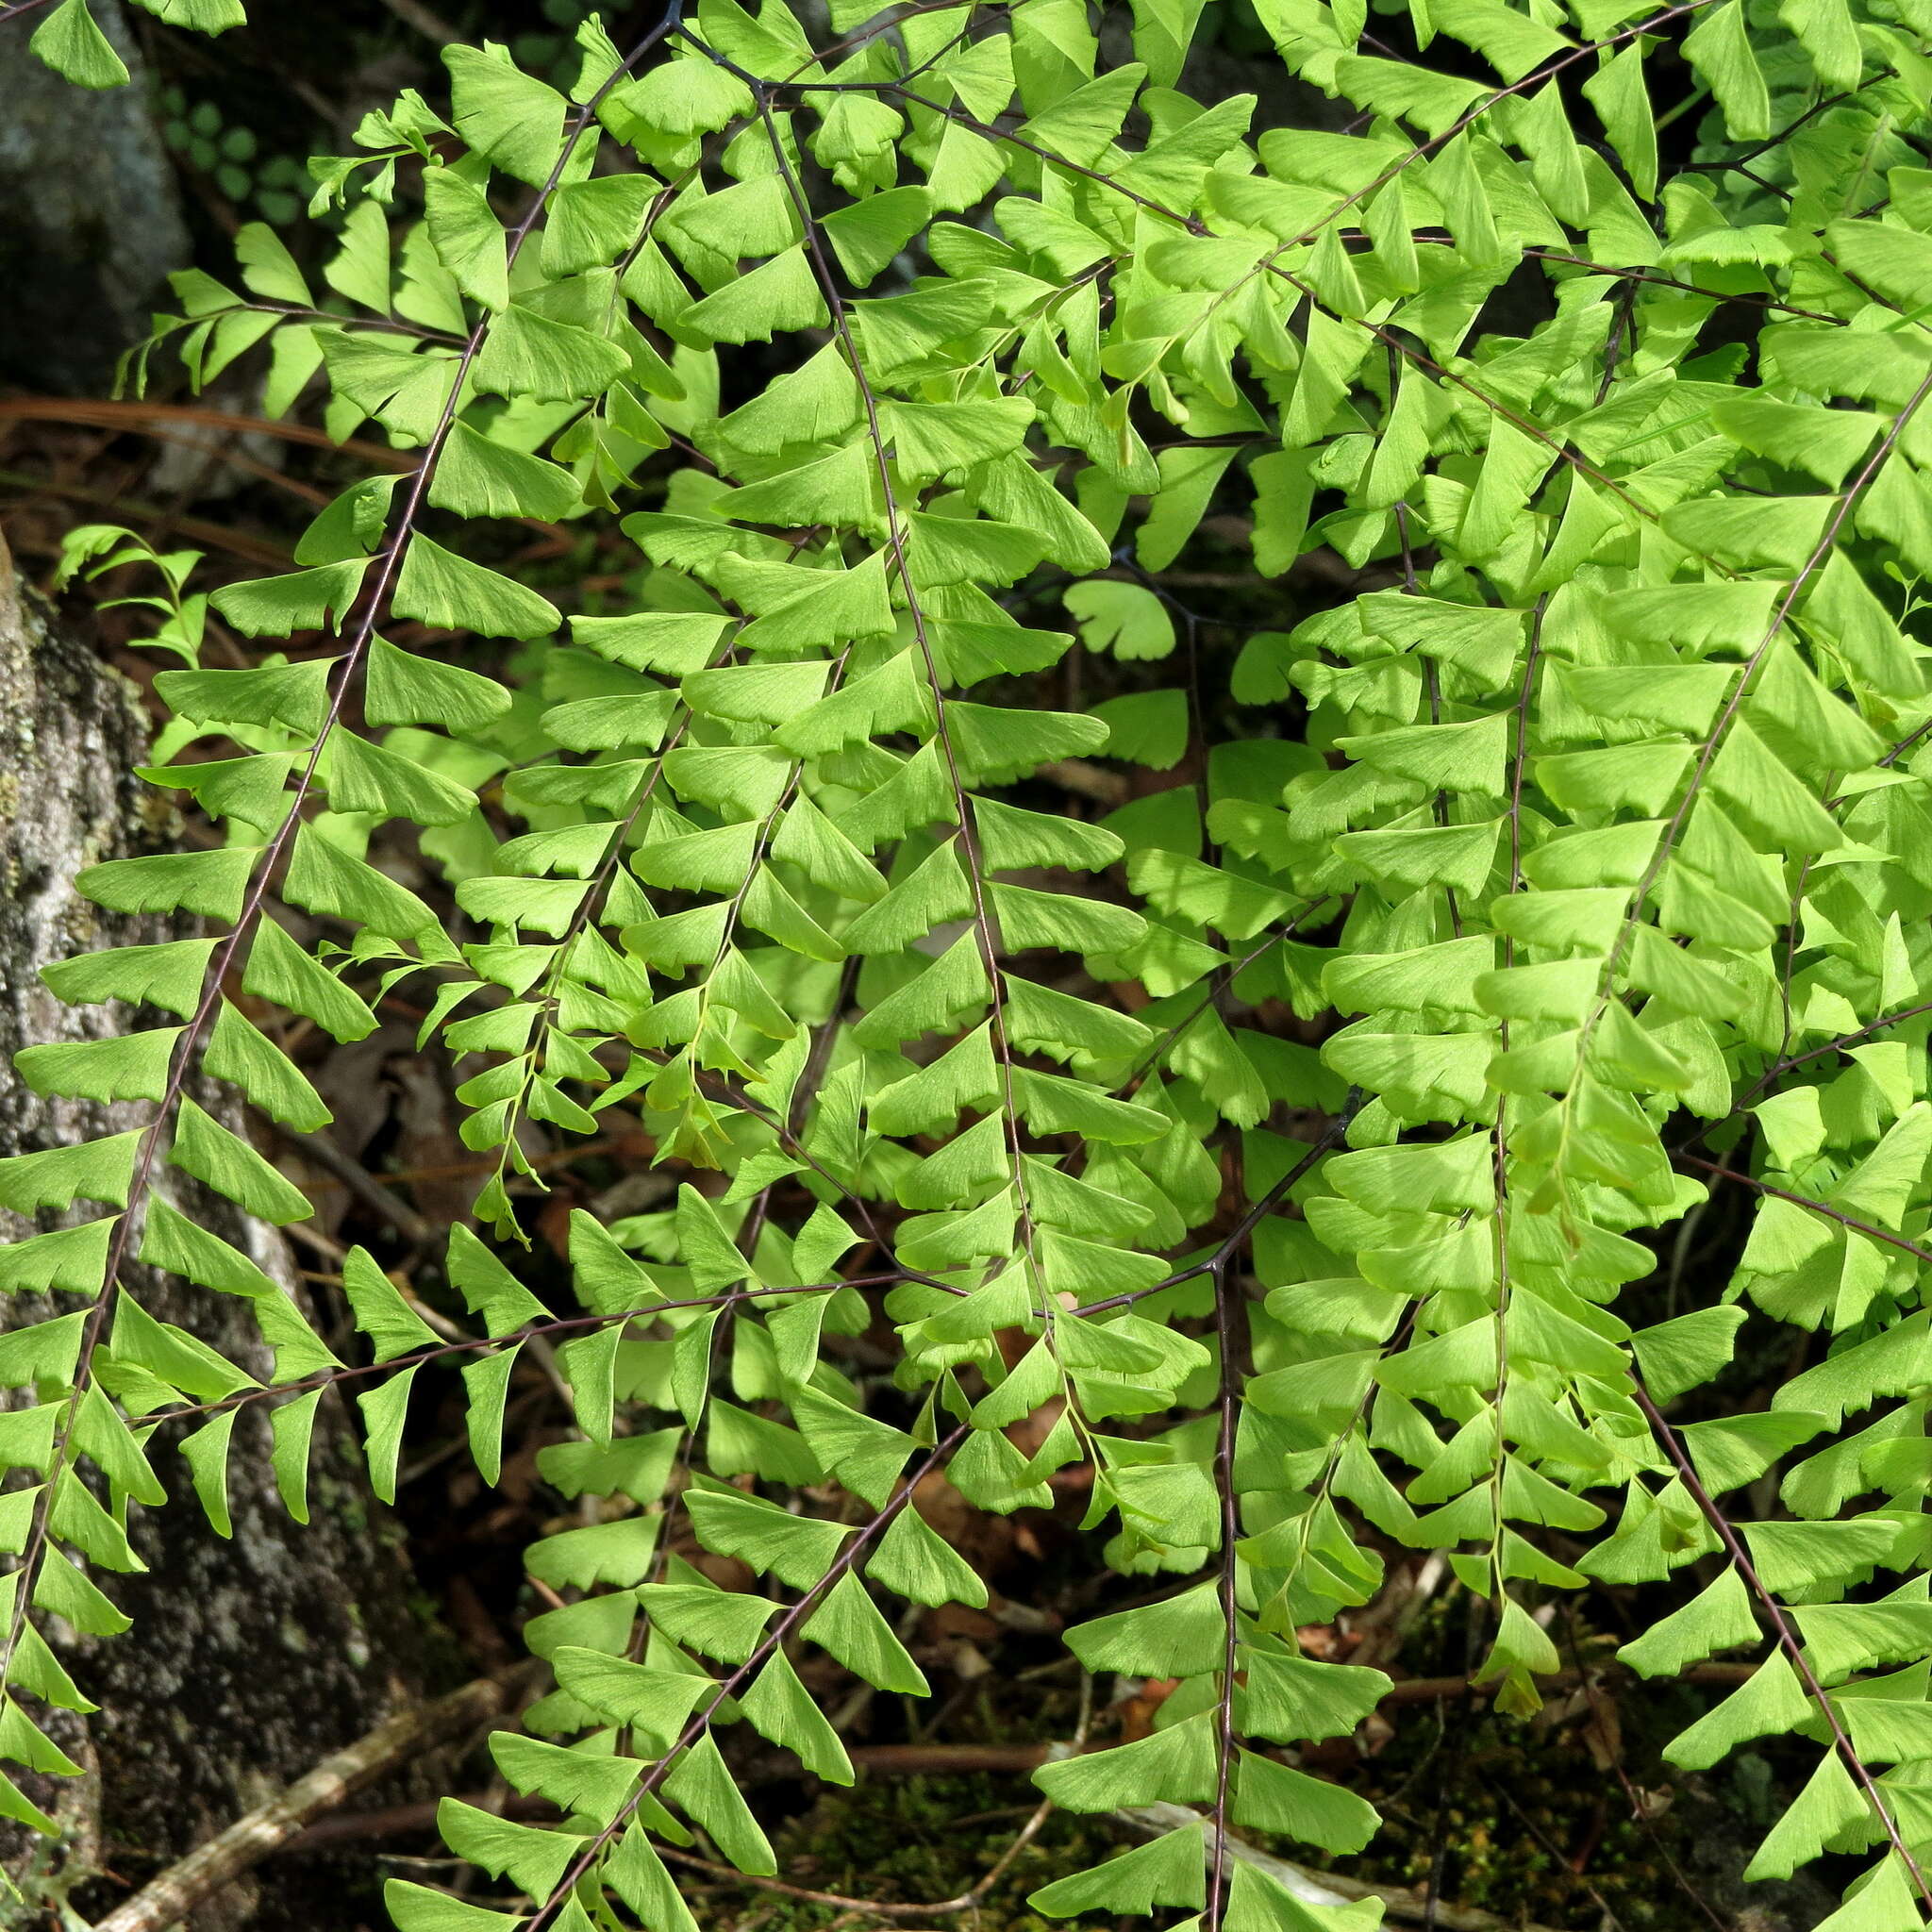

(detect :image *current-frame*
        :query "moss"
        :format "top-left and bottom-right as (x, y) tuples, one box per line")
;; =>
(707, 1774), (1129, 1932)
(1274, 1641), (1836, 1932)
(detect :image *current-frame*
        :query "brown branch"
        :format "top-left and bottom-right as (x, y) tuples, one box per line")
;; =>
(0, 467), (295, 570)
(653, 1821), (1058, 1923)
(281, 1125), (437, 1248)
(1376, 1661), (1754, 1704)
(0, 399), (414, 472)
(281, 1746), (1064, 1855)
(1080, 1093), (1364, 1316)
(373, 0), (458, 42)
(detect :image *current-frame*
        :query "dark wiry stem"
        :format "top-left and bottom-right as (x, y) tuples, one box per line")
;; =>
(744, 82), (1058, 1332)
(122, 1271), (909, 1435)
(1079, 1095), (1363, 1317)
(524, 1423), (971, 1931)
(1675, 1154), (1932, 1265)
(1636, 1383), (1932, 1912)
(1205, 1246), (1245, 1928)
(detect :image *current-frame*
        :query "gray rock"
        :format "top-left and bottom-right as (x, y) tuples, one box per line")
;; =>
(0, 1), (191, 395)
(0, 532), (431, 1928)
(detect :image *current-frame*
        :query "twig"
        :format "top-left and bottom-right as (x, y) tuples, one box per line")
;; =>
(1475, 1770), (1628, 1932)
(282, 1125), (438, 1248)
(374, 0), (458, 42)
(1375, 1661), (1754, 1704)
(1038, 758), (1129, 806)
(653, 1836), (1058, 1922)
(282, 1792), (550, 1853)
(0, 468), (295, 570)
(89, 1672), (529, 1932)
(0, 399), (412, 472)
(279, 1747), (1062, 1852)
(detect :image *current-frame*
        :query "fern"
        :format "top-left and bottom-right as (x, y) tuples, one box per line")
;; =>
(9, 0), (1932, 1925)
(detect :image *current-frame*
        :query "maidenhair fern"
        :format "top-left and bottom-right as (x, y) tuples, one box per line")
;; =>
(10, 0), (1932, 1925)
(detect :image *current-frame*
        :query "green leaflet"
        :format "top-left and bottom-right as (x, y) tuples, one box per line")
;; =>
(387, 1882), (525, 1932)
(637, 1582), (778, 1664)
(341, 1247), (439, 1361)
(1066, 1583), (1224, 1676)
(360, 1367), (421, 1499)
(423, 168), (508, 311)
(39, 938), (219, 1021)
(663, 1732), (776, 1874)
(242, 916), (379, 1041)
(525, 1515), (659, 1592)
(0, 1221), (115, 1299)
(1032, 1825), (1207, 1917)
(739, 1648), (854, 1783)
(0, 1133), (142, 1214)
(283, 822), (451, 952)
(443, 42), (566, 184)
(491, 1731), (639, 1828)
(270, 1390), (323, 1521)
(473, 303), (631, 404)
(203, 1000), (330, 1130)
(685, 1485), (849, 1590)
(437, 1797), (576, 1897)
(14, 1029), (181, 1107)
(393, 534), (560, 640)
(1235, 1748), (1381, 1851)
(1035, 1713), (1219, 1810)
(365, 635), (513, 730)
(29, 0), (131, 88)
(1682, 0), (1772, 142)
(325, 730), (478, 827)
(863, 1505), (990, 1608)
(167, 1097), (311, 1224)
(76, 846), (257, 922)
(108, 1291), (259, 1403)
(801, 1572), (929, 1694)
